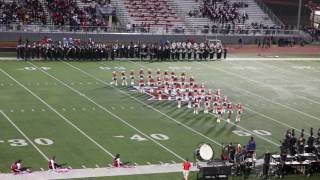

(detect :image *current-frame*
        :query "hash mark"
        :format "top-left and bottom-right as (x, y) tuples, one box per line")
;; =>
(68, 166), (72, 169)
(147, 162), (151, 165)
(79, 82), (83, 85)
(10, 109), (14, 112)
(72, 108), (76, 111)
(171, 160), (176, 164)
(31, 109), (35, 112)
(40, 168), (44, 171)
(82, 107), (86, 111)
(62, 108), (66, 111)
(134, 162), (138, 166)
(95, 164), (100, 168)
(81, 165), (86, 168)
(159, 161), (164, 165)
(41, 109), (46, 112)
(21, 109), (25, 112)
(0, 140), (4, 143)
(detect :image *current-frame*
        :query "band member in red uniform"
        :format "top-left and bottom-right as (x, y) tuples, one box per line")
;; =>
(157, 86), (163, 100)
(157, 76), (162, 86)
(149, 78), (155, 93)
(139, 78), (145, 93)
(147, 69), (152, 79)
(236, 103), (243, 122)
(181, 72), (186, 80)
(215, 89), (221, 97)
(189, 76), (195, 86)
(164, 70), (169, 79)
(187, 92), (193, 108)
(212, 95), (219, 114)
(121, 71), (128, 86)
(204, 96), (210, 114)
(221, 96), (228, 113)
(177, 91), (182, 108)
(156, 69), (161, 79)
(226, 102), (233, 122)
(139, 68), (144, 79)
(171, 71), (176, 79)
(217, 103), (223, 123)
(130, 70), (135, 85)
(111, 71), (118, 86)
(193, 97), (199, 114)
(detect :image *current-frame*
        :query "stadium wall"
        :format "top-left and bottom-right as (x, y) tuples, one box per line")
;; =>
(0, 32), (306, 45)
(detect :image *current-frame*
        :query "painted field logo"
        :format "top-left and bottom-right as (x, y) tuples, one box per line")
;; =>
(99, 66), (111, 70)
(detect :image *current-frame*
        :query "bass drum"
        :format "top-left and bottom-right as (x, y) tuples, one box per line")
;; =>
(195, 143), (214, 161)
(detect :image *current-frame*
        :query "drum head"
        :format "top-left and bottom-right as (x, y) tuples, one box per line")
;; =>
(198, 144), (213, 161)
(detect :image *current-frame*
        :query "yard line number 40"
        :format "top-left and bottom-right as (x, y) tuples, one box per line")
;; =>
(232, 129), (272, 137)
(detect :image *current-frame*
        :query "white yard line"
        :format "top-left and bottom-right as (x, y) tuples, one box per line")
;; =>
(28, 62), (184, 161)
(196, 62), (320, 122)
(0, 68), (115, 159)
(130, 61), (280, 147)
(0, 110), (49, 161)
(63, 61), (223, 147)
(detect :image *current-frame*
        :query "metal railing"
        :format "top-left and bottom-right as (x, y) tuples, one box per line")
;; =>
(0, 23), (304, 36)
(254, 0), (284, 27)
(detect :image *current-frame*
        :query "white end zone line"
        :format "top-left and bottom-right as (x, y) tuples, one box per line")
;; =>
(63, 61), (223, 148)
(0, 110), (49, 161)
(130, 61), (280, 147)
(0, 68), (115, 159)
(28, 62), (185, 161)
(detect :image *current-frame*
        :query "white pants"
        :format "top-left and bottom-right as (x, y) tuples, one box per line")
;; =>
(183, 170), (189, 180)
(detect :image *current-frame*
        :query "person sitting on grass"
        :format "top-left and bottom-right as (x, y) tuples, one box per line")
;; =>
(11, 160), (31, 174)
(48, 156), (62, 170)
(112, 154), (123, 168)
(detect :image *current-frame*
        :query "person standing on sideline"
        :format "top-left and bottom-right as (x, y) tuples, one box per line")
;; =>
(183, 158), (191, 180)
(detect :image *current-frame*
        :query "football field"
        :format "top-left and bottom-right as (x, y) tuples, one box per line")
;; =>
(0, 58), (320, 178)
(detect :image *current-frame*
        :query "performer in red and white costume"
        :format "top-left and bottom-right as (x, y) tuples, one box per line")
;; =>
(121, 71), (128, 86)
(147, 69), (152, 79)
(189, 76), (195, 86)
(139, 78), (145, 93)
(216, 103), (223, 123)
(130, 70), (135, 85)
(193, 97), (200, 114)
(111, 71), (118, 86)
(139, 68), (144, 79)
(177, 91), (182, 108)
(156, 69), (161, 79)
(156, 76), (162, 86)
(226, 102), (233, 122)
(149, 78), (155, 93)
(236, 103), (243, 122)
(215, 89), (221, 98)
(221, 96), (228, 113)
(156, 86), (163, 100)
(204, 97), (210, 114)
(212, 95), (219, 114)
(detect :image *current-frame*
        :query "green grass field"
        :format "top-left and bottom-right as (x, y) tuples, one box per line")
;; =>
(0, 59), (320, 179)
